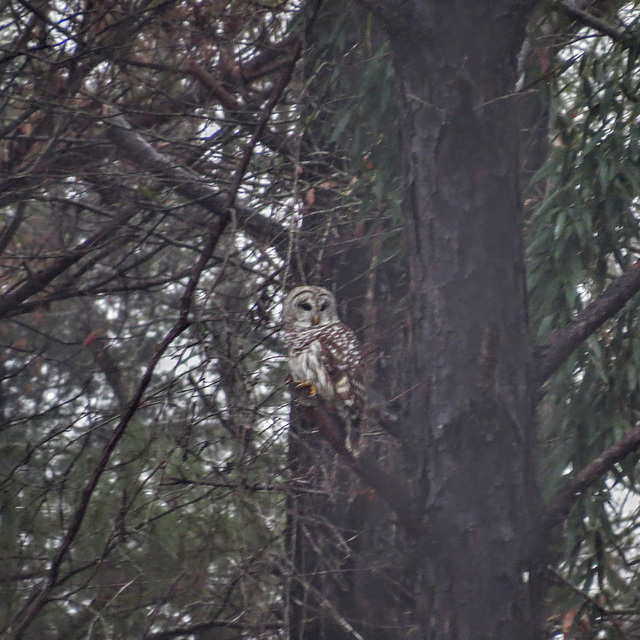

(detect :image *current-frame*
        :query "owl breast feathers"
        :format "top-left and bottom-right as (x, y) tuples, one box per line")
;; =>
(282, 286), (364, 419)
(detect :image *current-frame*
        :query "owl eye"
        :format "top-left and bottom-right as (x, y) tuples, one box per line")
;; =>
(299, 302), (312, 311)
(319, 302), (327, 312)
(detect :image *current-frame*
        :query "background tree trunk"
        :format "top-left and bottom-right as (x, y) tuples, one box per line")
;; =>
(286, 4), (410, 638)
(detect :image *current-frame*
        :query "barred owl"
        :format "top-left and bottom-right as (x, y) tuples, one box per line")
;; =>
(282, 286), (364, 450)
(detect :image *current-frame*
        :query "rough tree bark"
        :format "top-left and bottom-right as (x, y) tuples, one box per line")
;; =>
(364, 1), (543, 638)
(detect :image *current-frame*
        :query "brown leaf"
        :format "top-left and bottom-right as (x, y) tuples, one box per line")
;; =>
(561, 607), (577, 637)
(83, 329), (104, 347)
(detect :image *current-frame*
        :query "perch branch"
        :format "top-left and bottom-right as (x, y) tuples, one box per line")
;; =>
(303, 402), (423, 536)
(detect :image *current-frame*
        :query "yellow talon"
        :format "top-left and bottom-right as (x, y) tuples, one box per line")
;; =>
(296, 381), (317, 396)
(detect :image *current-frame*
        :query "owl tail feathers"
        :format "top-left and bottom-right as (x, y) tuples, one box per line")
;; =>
(344, 414), (361, 455)
(345, 429), (359, 454)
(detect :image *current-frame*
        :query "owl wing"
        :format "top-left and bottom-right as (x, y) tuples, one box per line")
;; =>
(318, 323), (364, 414)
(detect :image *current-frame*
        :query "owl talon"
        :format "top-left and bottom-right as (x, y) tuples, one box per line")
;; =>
(296, 381), (317, 396)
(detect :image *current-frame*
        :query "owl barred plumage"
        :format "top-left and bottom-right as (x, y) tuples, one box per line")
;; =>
(282, 286), (364, 451)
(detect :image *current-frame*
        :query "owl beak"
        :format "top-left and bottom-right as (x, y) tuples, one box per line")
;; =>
(312, 314), (319, 325)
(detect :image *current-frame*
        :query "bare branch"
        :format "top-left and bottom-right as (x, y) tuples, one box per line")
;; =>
(0, 209), (131, 320)
(242, 33), (301, 81)
(535, 259), (640, 385)
(188, 62), (295, 156)
(103, 115), (288, 253)
(10, 113), (249, 633)
(224, 37), (303, 211)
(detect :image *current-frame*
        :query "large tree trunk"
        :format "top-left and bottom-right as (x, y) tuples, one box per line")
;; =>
(375, 1), (543, 638)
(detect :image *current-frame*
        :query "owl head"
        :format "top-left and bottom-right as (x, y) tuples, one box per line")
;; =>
(282, 286), (340, 330)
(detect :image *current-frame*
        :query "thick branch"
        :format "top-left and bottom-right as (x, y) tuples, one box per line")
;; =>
(543, 421), (640, 532)
(104, 115), (287, 252)
(535, 259), (640, 385)
(303, 402), (422, 536)
(560, 0), (634, 45)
